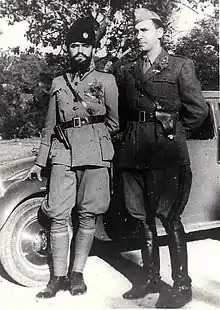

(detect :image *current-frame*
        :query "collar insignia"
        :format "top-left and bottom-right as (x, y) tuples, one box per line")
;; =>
(153, 55), (169, 74)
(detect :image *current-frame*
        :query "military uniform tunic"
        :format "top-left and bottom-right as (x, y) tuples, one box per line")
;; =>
(36, 63), (119, 168)
(114, 49), (208, 222)
(35, 64), (119, 226)
(117, 49), (208, 169)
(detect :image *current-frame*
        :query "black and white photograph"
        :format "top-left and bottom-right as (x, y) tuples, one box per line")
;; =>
(0, 0), (219, 309)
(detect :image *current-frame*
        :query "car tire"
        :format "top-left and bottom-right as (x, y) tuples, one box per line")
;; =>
(0, 197), (51, 287)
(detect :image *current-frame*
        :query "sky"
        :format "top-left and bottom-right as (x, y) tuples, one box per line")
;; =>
(0, 2), (215, 52)
(0, 19), (30, 50)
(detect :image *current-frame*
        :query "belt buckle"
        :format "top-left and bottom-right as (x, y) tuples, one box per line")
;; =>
(73, 117), (81, 128)
(139, 110), (146, 123)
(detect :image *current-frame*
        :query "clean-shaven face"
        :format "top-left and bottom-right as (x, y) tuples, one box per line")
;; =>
(68, 42), (93, 64)
(135, 19), (163, 53)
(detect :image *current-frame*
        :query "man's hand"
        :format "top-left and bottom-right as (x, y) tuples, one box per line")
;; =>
(24, 164), (43, 181)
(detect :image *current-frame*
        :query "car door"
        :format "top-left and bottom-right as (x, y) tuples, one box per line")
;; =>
(182, 95), (220, 232)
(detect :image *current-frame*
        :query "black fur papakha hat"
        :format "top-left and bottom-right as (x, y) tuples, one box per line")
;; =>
(66, 17), (96, 47)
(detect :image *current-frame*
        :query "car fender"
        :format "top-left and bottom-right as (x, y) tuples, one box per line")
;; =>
(0, 178), (47, 230)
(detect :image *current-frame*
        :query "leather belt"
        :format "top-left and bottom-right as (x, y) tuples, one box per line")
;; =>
(60, 114), (106, 129)
(128, 110), (155, 123)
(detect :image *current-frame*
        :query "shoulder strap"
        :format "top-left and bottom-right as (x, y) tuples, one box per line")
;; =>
(55, 94), (60, 124)
(63, 72), (80, 102)
(130, 69), (160, 109)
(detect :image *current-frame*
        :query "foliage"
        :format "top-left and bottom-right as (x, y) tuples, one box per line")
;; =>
(0, 49), (66, 139)
(173, 7), (219, 90)
(0, 0), (179, 55)
(0, 0), (219, 138)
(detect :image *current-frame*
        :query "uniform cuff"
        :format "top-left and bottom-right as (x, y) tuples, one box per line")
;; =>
(35, 143), (50, 167)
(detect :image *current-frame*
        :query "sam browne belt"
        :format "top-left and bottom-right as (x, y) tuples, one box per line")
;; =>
(128, 110), (155, 122)
(60, 114), (106, 129)
(128, 110), (179, 140)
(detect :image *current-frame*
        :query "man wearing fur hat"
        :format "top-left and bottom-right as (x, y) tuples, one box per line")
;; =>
(116, 8), (208, 308)
(27, 17), (119, 298)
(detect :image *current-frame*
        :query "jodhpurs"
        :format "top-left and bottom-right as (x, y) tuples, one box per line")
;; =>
(42, 164), (110, 275)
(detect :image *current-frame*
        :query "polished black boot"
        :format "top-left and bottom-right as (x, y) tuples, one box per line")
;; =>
(36, 276), (68, 298)
(169, 226), (192, 287)
(156, 225), (192, 308)
(156, 284), (192, 308)
(123, 276), (161, 299)
(69, 271), (87, 296)
(123, 221), (161, 299)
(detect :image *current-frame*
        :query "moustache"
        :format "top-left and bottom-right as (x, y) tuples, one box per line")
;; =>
(74, 52), (87, 59)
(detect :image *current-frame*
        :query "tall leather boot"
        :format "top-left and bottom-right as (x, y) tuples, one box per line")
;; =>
(123, 221), (161, 299)
(156, 224), (192, 308)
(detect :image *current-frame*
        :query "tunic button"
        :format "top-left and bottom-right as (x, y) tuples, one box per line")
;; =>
(72, 106), (78, 110)
(74, 81), (79, 86)
(168, 134), (174, 140)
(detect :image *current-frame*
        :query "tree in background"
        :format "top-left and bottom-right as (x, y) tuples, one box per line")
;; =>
(0, 49), (66, 139)
(0, 1), (178, 55)
(172, 4), (218, 90)
(0, 0), (218, 138)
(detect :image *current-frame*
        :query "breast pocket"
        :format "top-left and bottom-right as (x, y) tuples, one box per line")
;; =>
(153, 75), (176, 100)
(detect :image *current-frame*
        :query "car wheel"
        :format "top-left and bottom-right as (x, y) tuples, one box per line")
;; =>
(0, 197), (51, 287)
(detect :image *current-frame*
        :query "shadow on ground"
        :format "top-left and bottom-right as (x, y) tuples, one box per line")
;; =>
(91, 238), (171, 291)
(0, 226), (219, 290)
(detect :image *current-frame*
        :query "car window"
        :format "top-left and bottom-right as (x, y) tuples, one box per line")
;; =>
(187, 102), (215, 140)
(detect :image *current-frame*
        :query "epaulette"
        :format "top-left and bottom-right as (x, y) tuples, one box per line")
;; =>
(52, 68), (71, 79)
(169, 53), (188, 60)
(65, 67), (72, 74)
(124, 58), (138, 71)
(95, 68), (114, 74)
(52, 70), (66, 79)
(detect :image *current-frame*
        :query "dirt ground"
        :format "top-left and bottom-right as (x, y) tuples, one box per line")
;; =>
(1, 239), (220, 310)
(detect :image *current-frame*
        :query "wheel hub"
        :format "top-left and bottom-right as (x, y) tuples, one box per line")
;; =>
(33, 230), (49, 256)
(19, 217), (50, 268)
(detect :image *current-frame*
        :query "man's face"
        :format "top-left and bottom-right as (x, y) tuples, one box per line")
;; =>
(68, 42), (93, 64)
(135, 19), (163, 53)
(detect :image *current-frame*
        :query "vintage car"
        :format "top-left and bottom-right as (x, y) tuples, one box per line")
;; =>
(0, 91), (219, 288)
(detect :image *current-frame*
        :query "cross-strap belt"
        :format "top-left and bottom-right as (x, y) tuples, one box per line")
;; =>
(60, 114), (106, 129)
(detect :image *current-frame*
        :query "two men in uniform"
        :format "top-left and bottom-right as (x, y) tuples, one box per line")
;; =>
(28, 17), (119, 298)
(115, 8), (208, 308)
(29, 7), (208, 308)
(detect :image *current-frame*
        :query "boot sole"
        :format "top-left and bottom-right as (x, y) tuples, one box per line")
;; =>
(69, 285), (87, 296)
(36, 287), (68, 299)
(156, 293), (192, 308)
(123, 285), (160, 299)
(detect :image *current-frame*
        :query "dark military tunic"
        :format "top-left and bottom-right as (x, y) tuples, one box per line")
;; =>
(117, 49), (208, 169)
